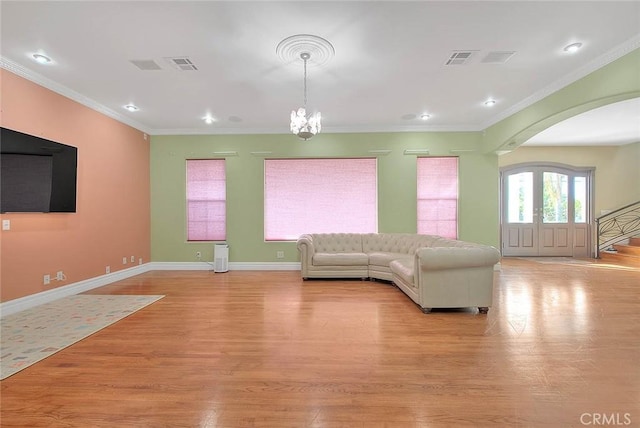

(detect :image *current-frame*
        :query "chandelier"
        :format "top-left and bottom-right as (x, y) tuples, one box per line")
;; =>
(291, 52), (321, 140)
(276, 34), (334, 141)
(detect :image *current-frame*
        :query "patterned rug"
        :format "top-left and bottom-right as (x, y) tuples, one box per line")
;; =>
(0, 294), (164, 380)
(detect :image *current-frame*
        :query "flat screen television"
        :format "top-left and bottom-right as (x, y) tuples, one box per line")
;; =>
(1, 127), (77, 213)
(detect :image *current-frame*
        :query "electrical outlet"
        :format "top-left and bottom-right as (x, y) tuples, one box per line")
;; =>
(130, 256), (135, 263)
(196, 251), (202, 259)
(122, 257), (127, 265)
(106, 266), (111, 274)
(56, 271), (64, 281)
(2, 219), (10, 231)
(43, 274), (51, 285)
(276, 251), (284, 259)
(138, 258), (143, 265)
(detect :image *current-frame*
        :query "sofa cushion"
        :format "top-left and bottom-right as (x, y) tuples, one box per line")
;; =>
(313, 252), (369, 266)
(389, 258), (414, 284)
(311, 233), (363, 253)
(368, 252), (408, 267)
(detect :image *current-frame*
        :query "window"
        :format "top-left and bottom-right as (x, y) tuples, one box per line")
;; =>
(264, 158), (377, 240)
(542, 171), (569, 223)
(186, 159), (226, 241)
(417, 157), (458, 239)
(507, 171), (534, 223)
(574, 176), (587, 223)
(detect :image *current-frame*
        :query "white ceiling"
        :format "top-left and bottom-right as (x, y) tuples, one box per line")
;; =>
(1, 1), (639, 144)
(523, 97), (640, 146)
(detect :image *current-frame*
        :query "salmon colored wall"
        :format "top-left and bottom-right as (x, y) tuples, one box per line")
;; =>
(0, 70), (150, 302)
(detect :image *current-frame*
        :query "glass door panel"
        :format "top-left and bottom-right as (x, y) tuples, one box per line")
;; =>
(542, 172), (568, 223)
(501, 165), (592, 257)
(507, 172), (533, 223)
(574, 176), (587, 223)
(572, 174), (590, 257)
(503, 169), (538, 256)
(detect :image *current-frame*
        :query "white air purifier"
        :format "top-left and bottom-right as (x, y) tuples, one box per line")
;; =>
(214, 244), (229, 273)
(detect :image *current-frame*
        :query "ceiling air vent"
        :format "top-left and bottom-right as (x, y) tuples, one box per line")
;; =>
(481, 51), (516, 64)
(445, 51), (478, 65)
(129, 59), (162, 71)
(165, 57), (198, 71)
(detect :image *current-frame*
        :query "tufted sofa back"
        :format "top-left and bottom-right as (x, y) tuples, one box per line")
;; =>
(362, 233), (440, 254)
(307, 233), (460, 254)
(311, 233), (364, 253)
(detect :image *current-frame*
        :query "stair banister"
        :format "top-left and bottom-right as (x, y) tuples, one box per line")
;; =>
(595, 200), (640, 258)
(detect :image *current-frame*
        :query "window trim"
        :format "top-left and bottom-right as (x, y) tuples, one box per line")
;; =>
(416, 156), (459, 239)
(263, 157), (378, 241)
(185, 158), (226, 242)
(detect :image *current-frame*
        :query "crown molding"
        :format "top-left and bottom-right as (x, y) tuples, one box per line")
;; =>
(479, 33), (640, 130)
(322, 124), (481, 134)
(0, 56), (151, 135)
(151, 126), (289, 136)
(151, 123), (480, 136)
(4, 32), (638, 138)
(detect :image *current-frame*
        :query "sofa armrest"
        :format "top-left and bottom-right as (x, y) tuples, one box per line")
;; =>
(297, 234), (315, 277)
(416, 246), (500, 270)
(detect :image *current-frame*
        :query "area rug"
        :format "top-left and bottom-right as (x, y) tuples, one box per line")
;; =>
(0, 294), (164, 380)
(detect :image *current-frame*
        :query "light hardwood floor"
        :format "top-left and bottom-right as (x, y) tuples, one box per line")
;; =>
(1, 258), (639, 427)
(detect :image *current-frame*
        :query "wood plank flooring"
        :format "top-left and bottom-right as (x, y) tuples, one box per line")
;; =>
(1, 258), (639, 427)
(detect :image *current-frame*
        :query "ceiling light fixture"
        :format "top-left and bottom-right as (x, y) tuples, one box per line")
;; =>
(484, 99), (497, 107)
(420, 114), (431, 120)
(203, 115), (215, 124)
(564, 42), (583, 53)
(290, 52), (321, 140)
(124, 104), (139, 112)
(32, 53), (52, 64)
(277, 34), (334, 141)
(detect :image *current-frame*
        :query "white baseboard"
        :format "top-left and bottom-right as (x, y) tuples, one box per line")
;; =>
(148, 261), (301, 271)
(0, 263), (152, 317)
(230, 262), (301, 270)
(1, 262), (301, 316)
(148, 262), (214, 271)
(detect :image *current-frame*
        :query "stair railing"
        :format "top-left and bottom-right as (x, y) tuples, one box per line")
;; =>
(595, 200), (640, 258)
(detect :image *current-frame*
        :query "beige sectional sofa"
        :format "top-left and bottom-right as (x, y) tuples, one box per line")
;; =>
(297, 233), (501, 314)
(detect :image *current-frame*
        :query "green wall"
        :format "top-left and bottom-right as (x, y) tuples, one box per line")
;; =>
(150, 132), (499, 263)
(151, 49), (639, 264)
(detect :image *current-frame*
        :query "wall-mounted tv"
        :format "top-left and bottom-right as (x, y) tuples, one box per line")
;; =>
(1, 127), (77, 213)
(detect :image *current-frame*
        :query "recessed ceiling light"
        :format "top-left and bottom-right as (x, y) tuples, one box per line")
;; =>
(564, 42), (583, 53)
(124, 104), (139, 112)
(420, 114), (431, 120)
(484, 99), (496, 107)
(32, 53), (52, 64)
(203, 115), (215, 124)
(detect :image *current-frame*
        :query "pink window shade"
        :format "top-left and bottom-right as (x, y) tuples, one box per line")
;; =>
(265, 158), (378, 240)
(417, 157), (458, 239)
(186, 159), (226, 241)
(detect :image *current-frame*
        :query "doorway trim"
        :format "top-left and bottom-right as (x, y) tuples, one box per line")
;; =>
(500, 162), (595, 257)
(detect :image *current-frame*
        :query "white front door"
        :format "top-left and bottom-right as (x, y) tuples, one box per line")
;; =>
(501, 165), (592, 257)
